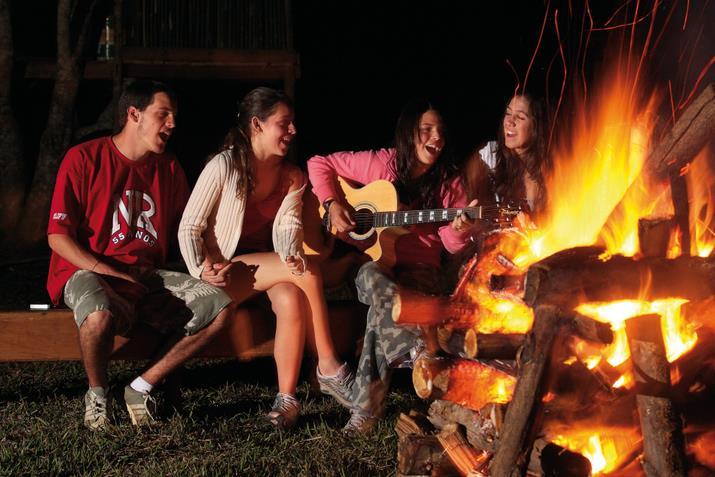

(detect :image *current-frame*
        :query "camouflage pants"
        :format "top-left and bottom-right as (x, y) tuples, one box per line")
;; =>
(351, 262), (421, 417)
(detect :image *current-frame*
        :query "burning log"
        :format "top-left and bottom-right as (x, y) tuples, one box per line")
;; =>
(548, 360), (621, 412)
(428, 399), (504, 452)
(490, 304), (562, 477)
(413, 355), (516, 412)
(428, 400), (593, 476)
(647, 83), (715, 179)
(626, 313), (687, 476)
(392, 288), (471, 326)
(437, 326), (525, 359)
(670, 171), (691, 257)
(566, 312), (614, 345)
(529, 440), (592, 477)
(524, 247), (715, 309)
(638, 216), (675, 258)
(437, 425), (490, 476)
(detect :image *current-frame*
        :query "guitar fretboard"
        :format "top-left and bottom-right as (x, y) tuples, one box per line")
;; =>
(369, 207), (484, 227)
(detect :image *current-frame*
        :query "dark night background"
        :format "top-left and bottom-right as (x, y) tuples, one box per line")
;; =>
(6, 0), (713, 184)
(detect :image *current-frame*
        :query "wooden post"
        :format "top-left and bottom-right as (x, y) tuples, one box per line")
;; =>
(489, 304), (562, 477)
(647, 83), (715, 178)
(625, 314), (686, 476)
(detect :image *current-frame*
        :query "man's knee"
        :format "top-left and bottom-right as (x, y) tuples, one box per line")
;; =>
(193, 302), (235, 337)
(79, 310), (114, 337)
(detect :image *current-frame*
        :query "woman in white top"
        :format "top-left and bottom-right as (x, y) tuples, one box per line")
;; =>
(178, 87), (353, 429)
(466, 93), (550, 217)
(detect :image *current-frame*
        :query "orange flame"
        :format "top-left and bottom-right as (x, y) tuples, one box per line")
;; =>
(551, 430), (638, 475)
(576, 298), (697, 363)
(511, 66), (660, 267)
(468, 288), (534, 334)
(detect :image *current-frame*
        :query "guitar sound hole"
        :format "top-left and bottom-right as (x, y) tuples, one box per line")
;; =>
(353, 209), (374, 235)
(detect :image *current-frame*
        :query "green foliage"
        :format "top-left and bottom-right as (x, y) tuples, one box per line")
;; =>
(0, 360), (422, 476)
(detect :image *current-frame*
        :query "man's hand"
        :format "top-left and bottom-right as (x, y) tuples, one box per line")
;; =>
(200, 260), (233, 287)
(451, 199), (478, 232)
(327, 200), (356, 233)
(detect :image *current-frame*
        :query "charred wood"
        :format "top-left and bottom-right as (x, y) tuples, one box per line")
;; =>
(428, 399), (504, 452)
(626, 314), (686, 476)
(565, 312), (614, 345)
(670, 171), (691, 257)
(524, 249), (715, 309)
(647, 83), (715, 179)
(527, 439), (592, 477)
(437, 327), (525, 359)
(638, 216), (675, 258)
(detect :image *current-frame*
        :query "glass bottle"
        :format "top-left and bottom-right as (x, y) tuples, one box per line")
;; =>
(97, 16), (115, 61)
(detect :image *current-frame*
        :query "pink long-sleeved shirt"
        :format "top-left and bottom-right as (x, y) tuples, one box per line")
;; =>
(307, 148), (470, 268)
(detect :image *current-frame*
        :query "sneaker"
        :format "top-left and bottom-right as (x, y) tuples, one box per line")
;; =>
(316, 362), (354, 409)
(84, 387), (110, 430)
(124, 385), (158, 426)
(342, 408), (377, 435)
(266, 392), (301, 430)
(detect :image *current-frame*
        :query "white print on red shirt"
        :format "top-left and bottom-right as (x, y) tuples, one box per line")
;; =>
(110, 190), (159, 247)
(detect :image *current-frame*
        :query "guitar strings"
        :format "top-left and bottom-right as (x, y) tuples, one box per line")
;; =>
(349, 205), (518, 226)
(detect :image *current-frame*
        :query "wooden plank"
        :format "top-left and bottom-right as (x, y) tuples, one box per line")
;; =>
(21, 48), (300, 82)
(0, 302), (365, 362)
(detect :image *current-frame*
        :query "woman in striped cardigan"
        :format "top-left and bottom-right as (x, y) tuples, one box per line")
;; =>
(178, 87), (352, 429)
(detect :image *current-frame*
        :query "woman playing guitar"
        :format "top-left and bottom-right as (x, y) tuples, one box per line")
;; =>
(307, 98), (480, 434)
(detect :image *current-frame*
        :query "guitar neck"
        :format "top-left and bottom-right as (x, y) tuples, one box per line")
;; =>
(372, 207), (483, 227)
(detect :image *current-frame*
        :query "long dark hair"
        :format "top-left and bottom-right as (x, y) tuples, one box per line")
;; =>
(220, 87), (293, 199)
(492, 93), (550, 214)
(394, 99), (459, 209)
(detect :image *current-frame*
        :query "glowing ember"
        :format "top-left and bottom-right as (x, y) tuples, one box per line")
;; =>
(576, 298), (697, 363)
(468, 287), (534, 334)
(442, 360), (516, 411)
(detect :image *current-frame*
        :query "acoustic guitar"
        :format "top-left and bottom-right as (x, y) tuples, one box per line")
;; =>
(303, 177), (520, 268)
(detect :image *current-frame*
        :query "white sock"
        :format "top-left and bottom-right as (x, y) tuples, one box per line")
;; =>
(130, 376), (154, 394)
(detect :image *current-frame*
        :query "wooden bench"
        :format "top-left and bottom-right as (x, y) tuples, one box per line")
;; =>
(0, 301), (367, 362)
(1, 191), (368, 362)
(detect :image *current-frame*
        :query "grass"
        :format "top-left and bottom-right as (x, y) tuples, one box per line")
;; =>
(0, 358), (423, 476)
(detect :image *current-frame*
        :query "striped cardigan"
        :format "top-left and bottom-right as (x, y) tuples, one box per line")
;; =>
(178, 151), (306, 278)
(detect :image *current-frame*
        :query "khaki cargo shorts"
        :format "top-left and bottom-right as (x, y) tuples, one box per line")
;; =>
(64, 268), (232, 337)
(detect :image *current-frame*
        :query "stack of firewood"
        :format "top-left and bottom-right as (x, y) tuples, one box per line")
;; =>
(392, 83), (715, 477)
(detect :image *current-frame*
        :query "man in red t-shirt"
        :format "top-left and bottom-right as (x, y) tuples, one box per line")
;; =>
(47, 80), (233, 430)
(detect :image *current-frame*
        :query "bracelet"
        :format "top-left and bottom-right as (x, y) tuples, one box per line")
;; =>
(322, 198), (335, 212)
(90, 259), (99, 271)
